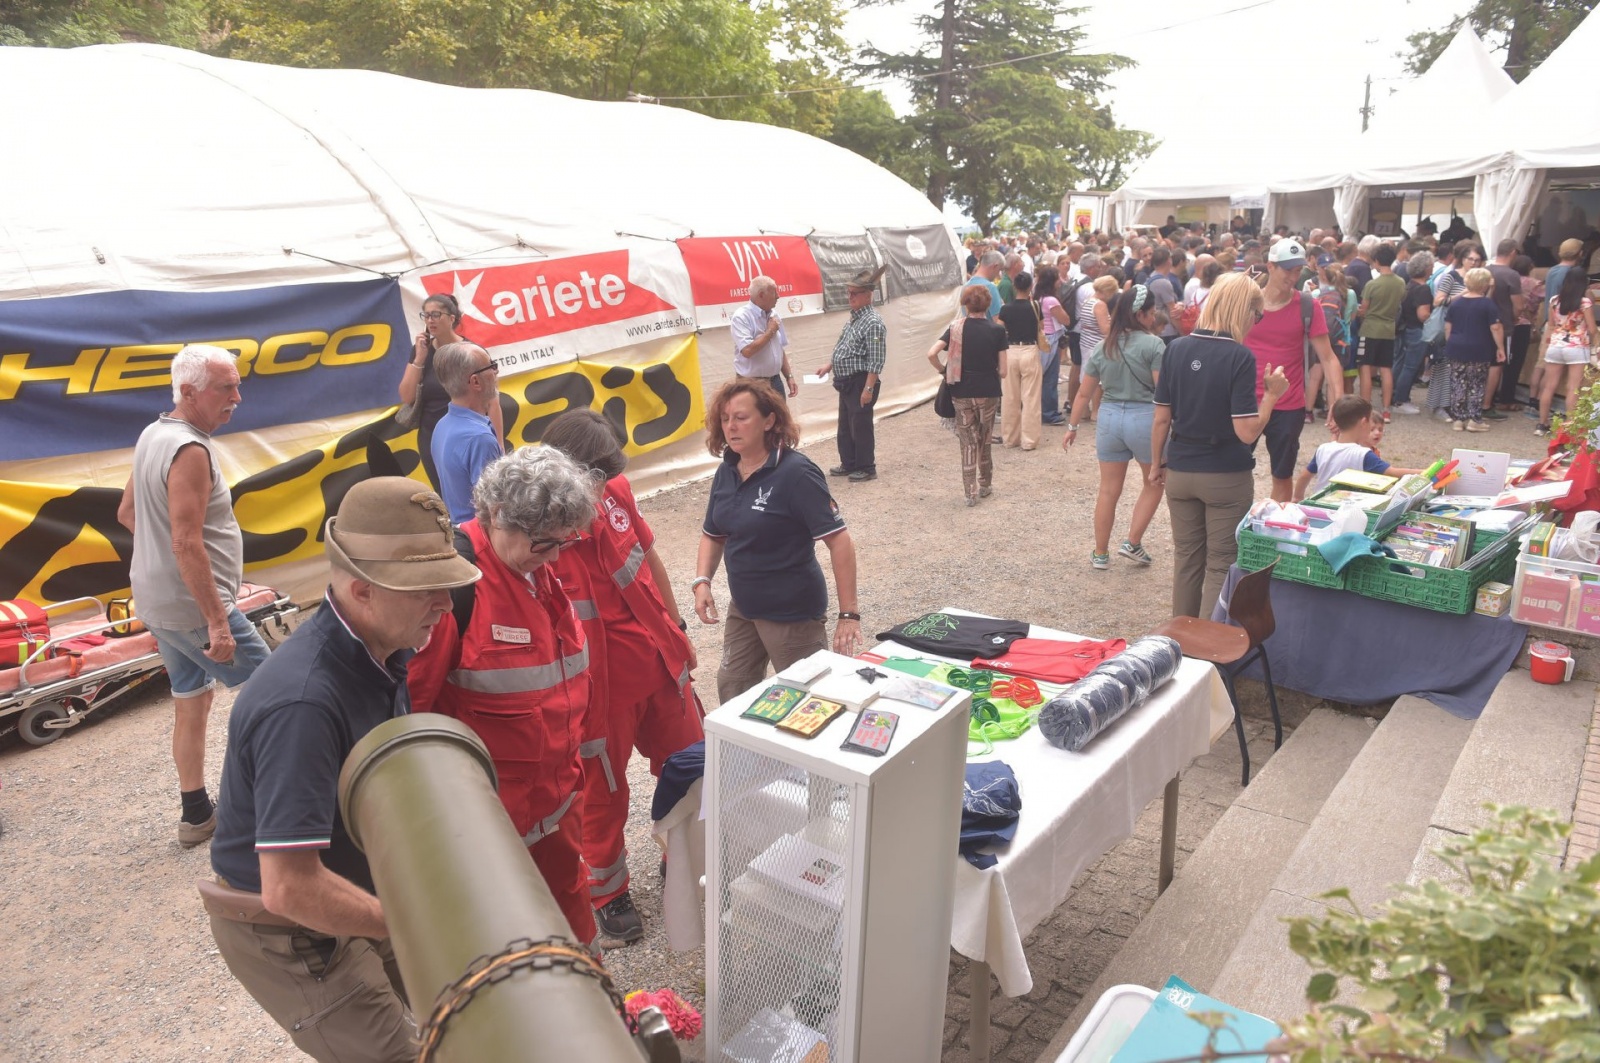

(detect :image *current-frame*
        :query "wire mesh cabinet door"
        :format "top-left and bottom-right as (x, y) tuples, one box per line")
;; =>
(705, 657), (969, 1063)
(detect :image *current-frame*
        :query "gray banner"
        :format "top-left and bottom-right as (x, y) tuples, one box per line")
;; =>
(869, 225), (963, 299)
(807, 234), (880, 312)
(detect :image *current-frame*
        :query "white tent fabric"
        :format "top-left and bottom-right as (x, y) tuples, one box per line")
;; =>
(1108, 27), (1515, 231)
(1491, 5), (1600, 171)
(0, 44), (950, 301)
(1347, 26), (1516, 188)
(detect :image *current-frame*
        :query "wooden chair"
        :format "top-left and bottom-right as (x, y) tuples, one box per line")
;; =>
(1150, 563), (1282, 785)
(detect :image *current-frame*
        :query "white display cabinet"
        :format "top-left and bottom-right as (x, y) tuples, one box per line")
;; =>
(704, 652), (970, 1063)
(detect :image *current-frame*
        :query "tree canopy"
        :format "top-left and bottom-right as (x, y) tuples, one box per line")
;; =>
(1402, 0), (1595, 81)
(859, 0), (1146, 234)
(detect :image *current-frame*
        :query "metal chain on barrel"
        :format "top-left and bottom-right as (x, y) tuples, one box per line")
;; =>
(415, 936), (632, 1062)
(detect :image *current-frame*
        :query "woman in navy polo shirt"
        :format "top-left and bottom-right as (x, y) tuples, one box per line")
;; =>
(692, 379), (862, 702)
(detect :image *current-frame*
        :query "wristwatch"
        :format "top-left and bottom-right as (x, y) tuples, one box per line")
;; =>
(1066, 423), (1080, 432)
(837, 611), (861, 621)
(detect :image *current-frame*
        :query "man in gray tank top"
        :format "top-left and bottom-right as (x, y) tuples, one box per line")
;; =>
(117, 345), (271, 847)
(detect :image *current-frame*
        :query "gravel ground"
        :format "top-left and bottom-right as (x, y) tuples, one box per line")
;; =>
(0, 392), (1501, 1061)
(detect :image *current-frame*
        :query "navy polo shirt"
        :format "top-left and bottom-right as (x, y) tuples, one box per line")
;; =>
(702, 447), (846, 623)
(212, 593), (412, 895)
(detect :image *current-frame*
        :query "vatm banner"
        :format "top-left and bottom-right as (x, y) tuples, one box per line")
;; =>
(0, 335), (706, 606)
(0, 278), (408, 462)
(676, 235), (825, 326)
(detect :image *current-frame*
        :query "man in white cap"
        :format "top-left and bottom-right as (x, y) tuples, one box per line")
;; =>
(203, 477), (480, 1063)
(1244, 238), (1346, 502)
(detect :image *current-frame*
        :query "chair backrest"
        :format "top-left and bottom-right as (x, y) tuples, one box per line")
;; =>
(1228, 562), (1277, 648)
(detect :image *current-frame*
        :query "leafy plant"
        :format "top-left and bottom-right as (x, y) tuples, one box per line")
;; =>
(1276, 805), (1600, 1062)
(1552, 371), (1600, 452)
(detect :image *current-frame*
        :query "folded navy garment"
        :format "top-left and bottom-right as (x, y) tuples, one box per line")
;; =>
(960, 761), (1021, 869)
(651, 741), (704, 822)
(1317, 532), (1396, 574)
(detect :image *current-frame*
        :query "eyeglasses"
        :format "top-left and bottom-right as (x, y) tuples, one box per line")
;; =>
(528, 532), (582, 552)
(1251, 308), (1265, 322)
(418, 310), (451, 321)
(468, 362), (500, 379)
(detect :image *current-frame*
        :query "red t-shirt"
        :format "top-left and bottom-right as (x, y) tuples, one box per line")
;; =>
(1243, 293), (1328, 411)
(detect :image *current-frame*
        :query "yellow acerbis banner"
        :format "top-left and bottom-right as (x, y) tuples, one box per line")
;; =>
(0, 335), (704, 607)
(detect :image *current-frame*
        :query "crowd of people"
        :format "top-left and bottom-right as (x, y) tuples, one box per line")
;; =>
(953, 216), (1598, 616)
(104, 211), (1598, 1061)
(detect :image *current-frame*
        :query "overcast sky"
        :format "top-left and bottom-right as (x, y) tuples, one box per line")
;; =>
(844, 0), (1481, 178)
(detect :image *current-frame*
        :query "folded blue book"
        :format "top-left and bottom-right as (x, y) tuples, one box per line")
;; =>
(1110, 974), (1281, 1063)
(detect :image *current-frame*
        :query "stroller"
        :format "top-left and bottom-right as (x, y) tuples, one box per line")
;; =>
(0, 584), (299, 748)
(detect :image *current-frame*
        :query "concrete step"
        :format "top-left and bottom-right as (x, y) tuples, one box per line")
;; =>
(1207, 696), (1474, 1024)
(1411, 670), (1596, 884)
(1035, 707), (1376, 1061)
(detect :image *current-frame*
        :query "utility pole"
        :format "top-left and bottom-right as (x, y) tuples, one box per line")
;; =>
(1359, 74), (1374, 132)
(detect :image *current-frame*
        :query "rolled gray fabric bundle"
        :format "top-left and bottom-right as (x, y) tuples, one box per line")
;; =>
(1037, 636), (1184, 752)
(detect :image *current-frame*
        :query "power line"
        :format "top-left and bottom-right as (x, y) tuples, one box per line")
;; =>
(637, 0), (1291, 103)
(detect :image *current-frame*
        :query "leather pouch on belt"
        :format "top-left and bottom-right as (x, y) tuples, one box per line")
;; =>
(197, 877), (299, 928)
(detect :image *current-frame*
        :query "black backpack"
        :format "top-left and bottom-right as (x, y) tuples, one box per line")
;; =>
(1058, 276), (1089, 328)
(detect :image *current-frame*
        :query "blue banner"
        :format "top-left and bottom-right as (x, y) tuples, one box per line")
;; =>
(0, 278), (407, 460)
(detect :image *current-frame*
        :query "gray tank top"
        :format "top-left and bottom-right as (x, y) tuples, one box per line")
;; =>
(129, 415), (243, 630)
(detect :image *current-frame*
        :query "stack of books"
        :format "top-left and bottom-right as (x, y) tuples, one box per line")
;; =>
(1382, 513), (1473, 568)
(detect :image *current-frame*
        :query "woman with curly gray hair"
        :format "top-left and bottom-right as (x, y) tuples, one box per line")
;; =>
(408, 444), (606, 953)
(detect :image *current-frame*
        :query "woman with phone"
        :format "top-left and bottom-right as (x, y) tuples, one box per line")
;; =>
(397, 293), (505, 487)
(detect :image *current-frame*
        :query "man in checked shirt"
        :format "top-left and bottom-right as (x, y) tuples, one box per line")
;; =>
(818, 265), (889, 482)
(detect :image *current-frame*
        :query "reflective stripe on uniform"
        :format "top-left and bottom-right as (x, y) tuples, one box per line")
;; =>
(588, 849), (630, 896)
(520, 789), (580, 846)
(570, 598), (599, 621)
(675, 663), (691, 691)
(579, 736), (618, 792)
(610, 543), (645, 590)
(448, 646), (590, 695)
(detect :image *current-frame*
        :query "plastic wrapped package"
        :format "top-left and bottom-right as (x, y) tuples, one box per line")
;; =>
(1037, 636), (1183, 752)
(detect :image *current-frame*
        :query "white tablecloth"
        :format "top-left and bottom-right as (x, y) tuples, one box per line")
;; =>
(878, 617), (1227, 997)
(655, 616), (1228, 995)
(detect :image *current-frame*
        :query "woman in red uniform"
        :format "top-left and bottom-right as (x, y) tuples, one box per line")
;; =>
(408, 445), (602, 950)
(543, 409), (704, 945)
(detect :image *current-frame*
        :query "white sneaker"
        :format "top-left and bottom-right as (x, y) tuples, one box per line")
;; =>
(1395, 403), (1420, 415)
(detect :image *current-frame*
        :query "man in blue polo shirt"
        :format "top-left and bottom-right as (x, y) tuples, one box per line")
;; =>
(204, 478), (481, 1062)
(429, 341), (504, 524)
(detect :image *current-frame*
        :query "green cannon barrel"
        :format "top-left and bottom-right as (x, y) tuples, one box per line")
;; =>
(338, 713), (658, 1062)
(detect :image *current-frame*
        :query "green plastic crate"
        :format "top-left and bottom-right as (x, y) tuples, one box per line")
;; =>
(1237, 527), (1347, 590)
(1344, 529), (1516, 614)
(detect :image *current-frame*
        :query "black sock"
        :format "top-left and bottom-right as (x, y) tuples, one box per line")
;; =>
(181, 787), (214, 824)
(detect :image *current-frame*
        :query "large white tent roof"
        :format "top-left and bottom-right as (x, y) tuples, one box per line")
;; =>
(1494, 4), (1600, 171)
(1348, 25), (1516, 187)
(1109, 26), (1515, 210)
(0, 43), (947, 301)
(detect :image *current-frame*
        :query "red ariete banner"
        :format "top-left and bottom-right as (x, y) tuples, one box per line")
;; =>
(419, 246), (695, 372)
(675, 235), (826, 326)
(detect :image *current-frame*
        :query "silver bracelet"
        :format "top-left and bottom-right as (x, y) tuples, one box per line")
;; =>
(689, 576), (711, 591)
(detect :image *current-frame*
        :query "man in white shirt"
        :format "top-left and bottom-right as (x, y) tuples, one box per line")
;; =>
(728, 275), (797, 397)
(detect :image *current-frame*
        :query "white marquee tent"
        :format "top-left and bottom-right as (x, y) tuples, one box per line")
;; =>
(1108, 25), (1518, 238)
(0, 43), (963, 603)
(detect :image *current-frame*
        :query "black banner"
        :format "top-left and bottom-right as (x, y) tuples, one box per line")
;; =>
(869, 225), (964, 299)
(806, 234), (881, 312)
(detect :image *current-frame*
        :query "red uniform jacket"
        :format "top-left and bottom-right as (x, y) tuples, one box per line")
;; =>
(550, 476), (695, 743)
(409, 519), (591, 843)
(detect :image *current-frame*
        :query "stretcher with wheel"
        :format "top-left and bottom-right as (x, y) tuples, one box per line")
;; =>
(0, 584), (299, 747)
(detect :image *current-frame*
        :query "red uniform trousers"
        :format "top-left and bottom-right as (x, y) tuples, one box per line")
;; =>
(582, 663), (705, 907)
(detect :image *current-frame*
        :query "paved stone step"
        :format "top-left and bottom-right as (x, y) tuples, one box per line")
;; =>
(1411, 669), (1595, 885)
(1033, 707), (1375, 1062)
(1207, 695), (1473, 1025)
